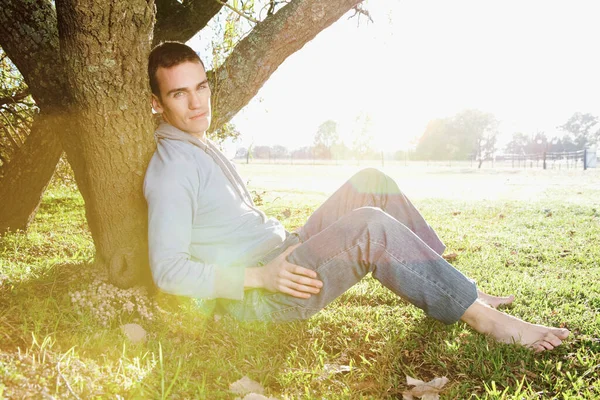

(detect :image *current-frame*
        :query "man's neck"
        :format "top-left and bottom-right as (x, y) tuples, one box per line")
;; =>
(190, 131), (207, 144)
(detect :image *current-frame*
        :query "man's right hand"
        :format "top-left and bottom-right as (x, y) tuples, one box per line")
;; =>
(245, 244), (323, 299)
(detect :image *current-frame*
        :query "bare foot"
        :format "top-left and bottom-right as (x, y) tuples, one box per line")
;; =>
(461, 301), (570, 352)
(477, 290), (515, 309)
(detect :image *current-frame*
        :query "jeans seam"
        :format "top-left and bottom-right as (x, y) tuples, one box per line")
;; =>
(267, 304), (321, 321)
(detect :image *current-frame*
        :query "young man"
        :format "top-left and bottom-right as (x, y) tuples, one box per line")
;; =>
(144, 42), (569, 352)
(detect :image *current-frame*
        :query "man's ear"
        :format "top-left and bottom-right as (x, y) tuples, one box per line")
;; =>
(151, 94), (163, 114)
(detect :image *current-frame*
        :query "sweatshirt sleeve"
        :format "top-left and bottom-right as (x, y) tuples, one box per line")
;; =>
(144, 158), (245, 300)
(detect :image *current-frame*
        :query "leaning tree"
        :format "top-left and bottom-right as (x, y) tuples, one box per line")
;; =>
(0, 0), (364, 287)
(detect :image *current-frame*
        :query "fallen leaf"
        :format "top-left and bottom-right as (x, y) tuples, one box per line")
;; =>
(230, 376), (265, 396)
(120, 323), (147, 344)
(452, 211), (461, 216)
(402, 375), (449, 400)
(282, 209), (291, 218)
(559, 250), (571, 257)
(323, 364), (351, 374)
(317, 363), (352, 380)
(442, 252), (458, 261)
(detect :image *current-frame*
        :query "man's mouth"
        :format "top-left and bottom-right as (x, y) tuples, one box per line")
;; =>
(190, 112), (207, 120)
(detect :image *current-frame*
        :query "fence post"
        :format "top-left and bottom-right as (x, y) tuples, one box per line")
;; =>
(584, 148), (587, 170)
(543, 152), (546, 170)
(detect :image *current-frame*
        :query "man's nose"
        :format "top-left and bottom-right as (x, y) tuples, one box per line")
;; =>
(189, 92), (202, 109)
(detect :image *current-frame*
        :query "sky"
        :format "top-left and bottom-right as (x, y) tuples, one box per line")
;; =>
(190, 0), (600, 152)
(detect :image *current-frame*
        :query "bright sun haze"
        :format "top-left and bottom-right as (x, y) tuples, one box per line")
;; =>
(192, 0), (600, 152)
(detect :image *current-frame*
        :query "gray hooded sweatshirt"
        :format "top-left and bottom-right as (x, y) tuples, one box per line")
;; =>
(144, 123), (286, 300)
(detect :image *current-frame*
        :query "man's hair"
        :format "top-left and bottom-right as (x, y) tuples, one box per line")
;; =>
(148, 41), (205, 97)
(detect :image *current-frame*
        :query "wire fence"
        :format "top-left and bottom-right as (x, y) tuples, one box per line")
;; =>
(500, 149), (593, 170)
(237, 149), (597, 170)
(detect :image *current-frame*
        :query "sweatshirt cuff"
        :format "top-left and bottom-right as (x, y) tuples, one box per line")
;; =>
(213, 266), (246, 300)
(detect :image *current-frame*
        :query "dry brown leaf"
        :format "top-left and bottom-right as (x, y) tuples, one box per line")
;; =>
(120, 323), (147, 344)
(442, 252), (458, 261)
(230, 376), (265, 396)
(402, 375), (449, 400)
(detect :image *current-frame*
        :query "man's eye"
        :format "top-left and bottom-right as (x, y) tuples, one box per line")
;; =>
(174, 92), (184, 98)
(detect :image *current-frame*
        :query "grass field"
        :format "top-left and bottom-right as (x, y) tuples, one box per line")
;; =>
(1, 165), (599, 399)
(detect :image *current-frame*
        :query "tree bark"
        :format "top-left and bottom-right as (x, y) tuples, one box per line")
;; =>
(0, 111), (62, 232)
(53, 0), (157, 287)
(0, 0), (69, 234)
(153, 0), (223, 45)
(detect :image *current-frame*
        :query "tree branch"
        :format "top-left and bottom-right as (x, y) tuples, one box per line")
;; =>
(214, 0), (259, 23)
(209, 0), (363, 129)
(348, 3), (373, 24)
(0, 90), (31, 108)
(153, 0), (224, 45)
(0, 0), (67, 108)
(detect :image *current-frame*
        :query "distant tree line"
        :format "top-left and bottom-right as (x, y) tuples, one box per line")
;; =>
(413, 110), (599, 167)
(505, 112), (600, 155)
(236, 119), (382, 162)
(235, 111), (599, 166)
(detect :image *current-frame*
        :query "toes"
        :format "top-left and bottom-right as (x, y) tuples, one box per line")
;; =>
(546, 335), (563, 347)
(531, 341), (550, 352)
(533, 340), (555, 352)
(556, 328), (570, 339)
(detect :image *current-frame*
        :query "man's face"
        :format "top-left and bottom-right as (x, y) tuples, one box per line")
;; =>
(152, 61), (211, 139)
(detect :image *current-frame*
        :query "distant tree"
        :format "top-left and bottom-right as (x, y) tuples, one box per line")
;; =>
(351, 113), (375, 161)
(505, 132), (529, 155)
(291, 146), (313, 159)
(234, 147), (247, 159)
(527, 131), (548, 154)
(271, 144), (289, 159)
(313, 120), (339, 159)
(331, 141), (351, 160)
(253, 145), (272, 159)
(452, 109), (498, 168)
(415, 109), (498, 166)
(558, 112), (600, 149)
(415, 118), (452, 160)
(551, 136), (578, 152)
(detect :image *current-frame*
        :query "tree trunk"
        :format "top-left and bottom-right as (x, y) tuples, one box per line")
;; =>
(0, 111), (62, 232)
(54, 0), (156, 287)
(0, 0), (69, 234)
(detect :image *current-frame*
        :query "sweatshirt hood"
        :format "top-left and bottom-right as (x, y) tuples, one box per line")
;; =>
(154, 122), (209, 151)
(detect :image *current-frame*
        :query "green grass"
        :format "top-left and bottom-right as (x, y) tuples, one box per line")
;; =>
(1, 167), (599, 399)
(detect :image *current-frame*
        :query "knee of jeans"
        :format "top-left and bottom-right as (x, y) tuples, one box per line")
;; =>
(350, 206), (390, 226)
(351, 168), (385, 184)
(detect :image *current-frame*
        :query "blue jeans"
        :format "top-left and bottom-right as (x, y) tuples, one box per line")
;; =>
(217, 168), (478, 324)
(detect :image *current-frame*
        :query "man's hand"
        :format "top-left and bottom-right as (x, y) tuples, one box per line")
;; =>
(245, 244), (323, 299)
